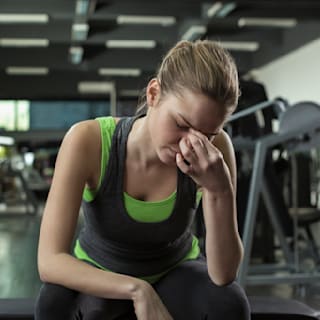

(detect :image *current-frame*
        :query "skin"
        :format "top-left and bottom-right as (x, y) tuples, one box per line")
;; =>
(37, 78), (243, 320)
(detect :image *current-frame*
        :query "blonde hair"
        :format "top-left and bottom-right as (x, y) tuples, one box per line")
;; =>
(137, 39), (239, 115)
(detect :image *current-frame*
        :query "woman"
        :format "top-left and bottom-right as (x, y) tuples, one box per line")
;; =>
(35, 39), (250, 319)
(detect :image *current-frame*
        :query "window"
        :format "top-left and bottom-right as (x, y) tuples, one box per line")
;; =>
(0, 100), (30, 131)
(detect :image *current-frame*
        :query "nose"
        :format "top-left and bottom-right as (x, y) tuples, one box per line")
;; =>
(178, 130), (190, 141)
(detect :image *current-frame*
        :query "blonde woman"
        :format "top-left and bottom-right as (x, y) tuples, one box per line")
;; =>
(35, 40), (250, 320)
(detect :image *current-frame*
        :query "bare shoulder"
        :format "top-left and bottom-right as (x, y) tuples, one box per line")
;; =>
(63, 118), (103, 155)
(213, 130), (234, 156)
(213, 129), (237, 188)
(57, 119), (101, 178)
(65, 119), (100, 147)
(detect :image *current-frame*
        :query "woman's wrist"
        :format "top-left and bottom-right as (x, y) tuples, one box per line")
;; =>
(202, 185), (234, 199)
(128, 278), (150, 301)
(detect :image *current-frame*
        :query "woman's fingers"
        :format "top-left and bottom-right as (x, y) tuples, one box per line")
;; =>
(189, 128), (216, 146)
(176, 152), (192, 174)
(187, 134), (208, 163)
(176, 137), (194, 175)
(178, 137), (197, 164)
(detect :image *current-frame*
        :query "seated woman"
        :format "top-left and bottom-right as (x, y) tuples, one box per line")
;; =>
(35, 39), (250, 320)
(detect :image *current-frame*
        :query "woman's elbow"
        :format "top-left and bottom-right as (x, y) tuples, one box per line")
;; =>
(37, 254), (58, 283)
(207, 253), (243, 286)
(38, 259), (51, 282)
(208, 270), (237, 287)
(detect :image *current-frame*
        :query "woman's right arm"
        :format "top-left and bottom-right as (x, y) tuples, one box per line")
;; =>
(38, 120), (173, 319)
(37, 120), (144, 300)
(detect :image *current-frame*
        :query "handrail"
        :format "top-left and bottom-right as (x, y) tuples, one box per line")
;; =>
(227, 98), (287, 123)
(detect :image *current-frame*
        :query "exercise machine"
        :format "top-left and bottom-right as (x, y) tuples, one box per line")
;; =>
(229, 101), (320, 286)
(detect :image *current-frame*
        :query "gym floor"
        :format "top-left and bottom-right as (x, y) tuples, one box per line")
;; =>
(1, 207), (320, 311)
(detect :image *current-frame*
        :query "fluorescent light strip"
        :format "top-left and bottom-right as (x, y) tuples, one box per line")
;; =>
(119, 89), (141, 97)
(207, 2), (223, 17)
(76, 0), (90, 15)
(0, 136), (15, 146)
(220, 41), (259, 52)
(99, 68), (141, 77)
(6, 67), (49, 75)
(117, 15), (176, 26)
(69, 46), (84, 64)
(106, 40), (156, 49)
(0, 38), (49, 47)
(72, 23), (89, 32)
(238, 18), (297, 28)
(216, 3), (237, 17)
(181, 25), (207, 41)
(220, 41), (260, 52)
(0, 14), (48, 24)
(78, 81), (115, 94)
(72, 23), (89, 41)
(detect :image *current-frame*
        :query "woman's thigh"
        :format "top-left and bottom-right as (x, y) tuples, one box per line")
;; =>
(35, 283), (79, 320)
(78, 294), (136, 320)
(153, 258), (250, 320)
(35, 282), (137, 320)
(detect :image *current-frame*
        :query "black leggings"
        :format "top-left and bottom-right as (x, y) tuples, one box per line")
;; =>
(35, 258), (250, 320)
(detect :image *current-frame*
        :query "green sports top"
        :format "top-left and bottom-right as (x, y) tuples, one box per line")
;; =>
(74, 116), (202, 283)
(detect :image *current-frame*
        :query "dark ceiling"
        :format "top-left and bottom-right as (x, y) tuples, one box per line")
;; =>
(0, 0), (320, 101)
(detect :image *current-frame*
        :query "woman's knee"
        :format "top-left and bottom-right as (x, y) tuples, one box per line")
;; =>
(206, 281), (250, 319)
(35, 283), (78, 319)
(79, 295), (136, 320)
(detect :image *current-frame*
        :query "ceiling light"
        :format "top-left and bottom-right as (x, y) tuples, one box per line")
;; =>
(0, 38), (49, 47)
(0, 14), (48, 24)
(119, 89), (141, 97)
(0, 136), (15, 146)
(117, 15), (176, 26)
(181, 25), (207, 41)
(78, 81), (115, 94)
(99, 68), (141, 77)
(75, 0), (90, 15)
(216, 3), (237, 18)
(238, 18), (297, 28)
(69, 46), (84, 64)
(207, 2), (223, 17)
(72, 23), (89, 41)
(219, 41), (260, 51)
(6, 67), (49, 75)
(106, 40), (156, 49)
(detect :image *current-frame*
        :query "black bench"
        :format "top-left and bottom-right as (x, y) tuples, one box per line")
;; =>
(0, 299), (34, 320)
(249, 296), (320, 320)
(0, 296), (319, 319)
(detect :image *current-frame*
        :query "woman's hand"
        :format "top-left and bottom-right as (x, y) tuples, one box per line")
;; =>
(176, 128), (232, 193)
(132, 280), (173, 320)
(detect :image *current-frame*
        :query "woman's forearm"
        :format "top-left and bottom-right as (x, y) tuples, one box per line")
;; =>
(202, 188), (243, 285)
(38, 253), (144, 300)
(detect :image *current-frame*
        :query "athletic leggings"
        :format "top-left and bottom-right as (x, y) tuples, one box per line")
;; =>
(35, 257), (250, 320)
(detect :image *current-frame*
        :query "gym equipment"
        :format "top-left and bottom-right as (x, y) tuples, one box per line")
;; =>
(226, 99), (320, 319)
(249, 296), (320, 319)
(0, 298), (34, 319)
(0, 136), (38, 215)
(230, 101), (320, 286)
(228, 97), (288, 257)
(0, 296), (319, 320)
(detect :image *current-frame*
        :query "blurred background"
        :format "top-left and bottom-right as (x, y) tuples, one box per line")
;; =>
(1, 0), (320, 318)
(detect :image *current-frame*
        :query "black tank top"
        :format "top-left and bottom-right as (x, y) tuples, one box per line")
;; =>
(78, 116), (198, 277)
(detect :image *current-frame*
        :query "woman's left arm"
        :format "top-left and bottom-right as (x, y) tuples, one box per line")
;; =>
(202, 130), (243, 285)
(176, 129), (243, 286)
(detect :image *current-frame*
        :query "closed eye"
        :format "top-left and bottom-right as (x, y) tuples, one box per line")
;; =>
(206, 133), (219, 141)
(176, 122), (188, 130)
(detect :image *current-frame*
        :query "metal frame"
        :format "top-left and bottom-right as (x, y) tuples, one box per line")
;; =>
(236, 118), (320, 287)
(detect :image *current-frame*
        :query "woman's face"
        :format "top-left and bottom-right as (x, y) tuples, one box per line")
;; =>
(147, 82), (227, 165)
